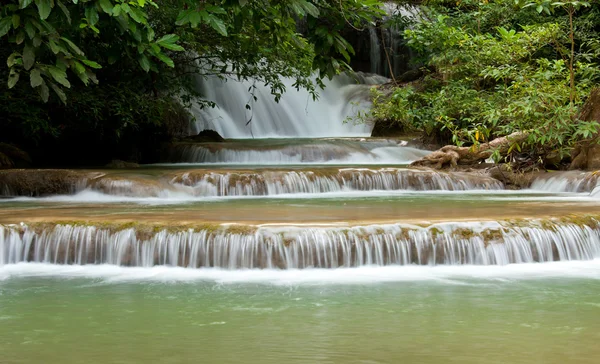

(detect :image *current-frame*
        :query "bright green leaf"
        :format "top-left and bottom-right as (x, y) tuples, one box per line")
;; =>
(157, 34), (179, 44)
(81, 59), (102, 69)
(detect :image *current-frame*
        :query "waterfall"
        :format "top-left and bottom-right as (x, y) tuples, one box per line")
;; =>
(2, 218), (599, 268)
(530, 171), (600, 193)
(189, 72), (385, 138)
(165, 140), (429, 164)
(0, 168), (503, 198)
(369, 27), (382, 75)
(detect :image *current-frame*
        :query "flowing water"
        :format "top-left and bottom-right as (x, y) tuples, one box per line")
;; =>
(3, 79), (600, 362)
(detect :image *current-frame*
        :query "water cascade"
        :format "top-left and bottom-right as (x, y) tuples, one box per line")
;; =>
(165, 139), (429, 164)
(0, 168), (503, 198)
(530, 171), (600, 193)
(2, 218), (599, 268)
(189, 72), (387, 138)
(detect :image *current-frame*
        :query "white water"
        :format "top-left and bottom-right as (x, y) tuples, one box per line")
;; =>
(2, 261), (600, 284)
(165, 144), (429, 165)
(2, 220), (599, 268)
(190, 73), (386, 138)
(530, 171), (600, 193)
(0, 168), (504, 200)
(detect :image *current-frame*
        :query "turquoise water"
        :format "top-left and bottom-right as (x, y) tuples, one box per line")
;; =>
(1, 264), (600, 364)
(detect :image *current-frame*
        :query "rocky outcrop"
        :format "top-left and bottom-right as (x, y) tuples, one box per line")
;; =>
(0, 169), (96, 197)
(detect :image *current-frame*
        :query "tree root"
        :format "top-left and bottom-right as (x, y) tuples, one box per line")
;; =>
(411, 132), (528, 169)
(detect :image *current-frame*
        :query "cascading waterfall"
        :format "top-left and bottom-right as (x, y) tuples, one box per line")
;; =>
(189, 72), (386, 138)
(0, 168), (503, 198)
(169, 168), (503, 196)
(165, 142), (430, 164)
(530, 171), (600, 193)
(2, 218), (599, 268)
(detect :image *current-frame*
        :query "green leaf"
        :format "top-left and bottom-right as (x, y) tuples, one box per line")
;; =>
(24, 21), (35, 38)
(239, 0), (248, 6)
(35, 0), (52, 20)
(128, 7), (146, 24)
(113, 4), (122, 16)
(73, 60), (86, 74)
(157, 34), (178, 44)
(38, 81), (49, 102)
(7, 53), (19, 67)
(158, 42), (184, 51)
(155, 52), (174, 67)
(61, 37), (84, 56)
(8, 68), (20, 89)
(57, 1), (71, 24)
(19, 0), (34, 9)
(138, 54), (150, 72)
(209, 17), (227, 36)
(0, 17), (12, 37)
(12, 15), (20, 29)
(99, 0), (113, 14)
(48, 81), (67, 104)
(85, 6), (99, 26)
(22, 43), (35, 70)
(81, 59), (102, 69)
(30, 68), (43, 87)
(48, 66), (71, 87)
(15, 31), (25, 44)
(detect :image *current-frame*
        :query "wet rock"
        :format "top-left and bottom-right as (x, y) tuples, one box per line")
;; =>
(105, 160), (140, 169)
(187, 129), (225, 143)
(0, 143), (31, 169)
(0, 169), (94, 197)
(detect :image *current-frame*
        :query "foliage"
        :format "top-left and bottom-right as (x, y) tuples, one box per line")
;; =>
(370, 0), (600, 162)
(0, 0), (385, 165)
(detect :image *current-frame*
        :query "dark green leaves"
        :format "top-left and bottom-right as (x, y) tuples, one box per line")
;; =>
(34, 0), (52, 20)
(0, 17), (12, 37)
(29, 68), (43, 87)
(22, 43), (35, 70)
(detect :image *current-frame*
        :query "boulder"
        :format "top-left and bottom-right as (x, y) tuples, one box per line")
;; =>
(187, 129), (225, 143)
